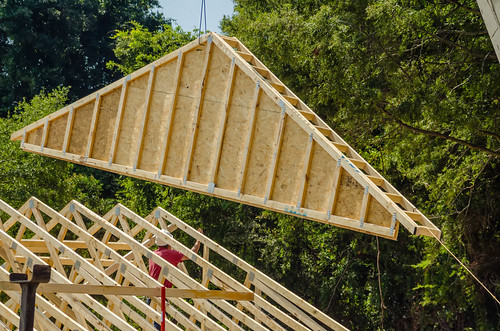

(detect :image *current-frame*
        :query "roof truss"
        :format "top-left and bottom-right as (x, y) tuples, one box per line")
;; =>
(0, 197), (347, 330)
(10, 32), (440, 240)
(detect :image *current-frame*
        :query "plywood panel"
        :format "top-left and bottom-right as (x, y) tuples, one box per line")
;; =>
(115, 73), (149, 167)
(334, 172), (364, 220)
(26, 127), (43, 145)
(91, 88), (121, 161)
(138, 61), (177, 171)
(216, 68), (255, 190)
(68, 102), (94, 155)
(303, 144), (336, 212)
(367, 198), (392, 227)
(189, 47), (229, 183)
(272, 117), (308, 204)
(243, 93), (280, 197)
(46, 113), (67, 151)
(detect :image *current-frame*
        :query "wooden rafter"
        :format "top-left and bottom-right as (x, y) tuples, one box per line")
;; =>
(0, 197), (347, 330)
(10, 32), (441, 240)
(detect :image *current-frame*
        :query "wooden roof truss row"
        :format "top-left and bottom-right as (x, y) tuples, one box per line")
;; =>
(10, 32), (440, 240)
(0, 197), (347, 330)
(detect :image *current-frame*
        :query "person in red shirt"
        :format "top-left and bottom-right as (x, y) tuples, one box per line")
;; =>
(148, 228), (203, 329)
(149, 228), (203, 287)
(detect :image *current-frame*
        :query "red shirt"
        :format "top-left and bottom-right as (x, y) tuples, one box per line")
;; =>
(149, 247), (184, 288)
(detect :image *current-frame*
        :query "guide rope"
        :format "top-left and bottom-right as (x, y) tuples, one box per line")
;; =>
(430, 231), (499, 305)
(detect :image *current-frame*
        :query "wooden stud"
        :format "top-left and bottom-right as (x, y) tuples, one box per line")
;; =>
(326, 159), (343, 220)
(108, 76), (131, 165)
(133, 66), (156, 171)
(208, 56), (236, 191)
(359, 186), (371, 228)
(297, 133), (314, 209)
(62, 107), (74, 154)
(183, 37), (213, 184)
(85, 94), (102, 161)
(237, 81), (261, 196)
(40, 118), (49, 152)
(264, 101), (287, 203)
(157, 51), (184, 177)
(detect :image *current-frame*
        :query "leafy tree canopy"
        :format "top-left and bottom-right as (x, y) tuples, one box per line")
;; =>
(220, 0), (499, 329)
(0, 0), (167, 116)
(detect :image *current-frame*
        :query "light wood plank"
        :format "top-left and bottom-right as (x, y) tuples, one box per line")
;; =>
(40, 118), (49, 152)
(62, 107), (74, 154)
(183, 37), (213, 183)
(297, 133), (314, 209)
(327, 159), (343, 219)
(157, 51), (184, 177)
(133, 66), (156, 171)
(208, 56), (236, 190)
(264, 102), (287, 203)
(108, 76), (131, 165)
(238, 81), (261, 196)
(359, 186), (371, 228)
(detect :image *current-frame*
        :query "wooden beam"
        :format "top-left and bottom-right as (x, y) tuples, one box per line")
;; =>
(297, 133), (314, 209)
(108, 76), (131, 165)
(62, 107), (74, 154)
(359, 186), (371, 228)
(183, 37), (213, 183)
(86, 94), (101, 160)
(157, 51), (184, 177)
(40, 118), (49, 152)
(264, 102), (287, 203)
(326, 159), (343, 219)
(133, 66), (156, 171)
(238, 81), (260, 196)
(0, 282), (254, 300)
(208, 56), (236, 190)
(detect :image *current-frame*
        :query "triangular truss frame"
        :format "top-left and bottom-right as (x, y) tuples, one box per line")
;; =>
(0, 197), (347, 330)
(10, 32), (440, 240)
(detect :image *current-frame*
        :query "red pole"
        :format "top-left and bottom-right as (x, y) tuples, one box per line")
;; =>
(161, 286), (166, 331)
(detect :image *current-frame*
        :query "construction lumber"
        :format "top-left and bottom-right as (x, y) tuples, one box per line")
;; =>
(10, 32), (441, 240)
(0, 197), (347, 330)
(0, 282), (253, 300)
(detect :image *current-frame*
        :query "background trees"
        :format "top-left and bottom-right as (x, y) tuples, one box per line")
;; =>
(0, 0), (498, 329)
(0, 0), (166, 116)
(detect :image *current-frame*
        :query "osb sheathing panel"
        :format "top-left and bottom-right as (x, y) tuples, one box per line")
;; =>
(11, 33), (442, 240)
(92, 88), (121, 161)
(68, 102), (93, 155)
(303, 143), (336, 212)
(46, 113), (67, 151)
(115, 73), (149, 167)
(139, 61), (177, 171)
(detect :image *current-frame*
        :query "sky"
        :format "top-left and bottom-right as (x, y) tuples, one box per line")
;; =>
(157, 0), (235, 33)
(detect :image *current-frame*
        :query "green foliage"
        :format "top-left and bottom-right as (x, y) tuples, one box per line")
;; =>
(0, 87), (113, 211)
(220, 0), (499, 329)
(0, 0), (167, 116)
(107, 22), (195, 75)
(0, 1), (497, 329)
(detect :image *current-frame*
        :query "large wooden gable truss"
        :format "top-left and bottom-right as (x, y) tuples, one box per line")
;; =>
(10, 33), (440, 240)
(0, 197), (347, 330)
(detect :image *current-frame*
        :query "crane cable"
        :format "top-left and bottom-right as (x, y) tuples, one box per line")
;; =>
(429, 231), (500, 305)
(199, 0), (207, 44)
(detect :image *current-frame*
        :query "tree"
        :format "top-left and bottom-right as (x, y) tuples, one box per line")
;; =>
(0, 87), (112, 212)
(0, 0), (167, 117)
(221, 0), (499, 329)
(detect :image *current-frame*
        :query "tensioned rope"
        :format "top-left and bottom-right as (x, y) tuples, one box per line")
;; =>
(430, 231), (500, 305)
